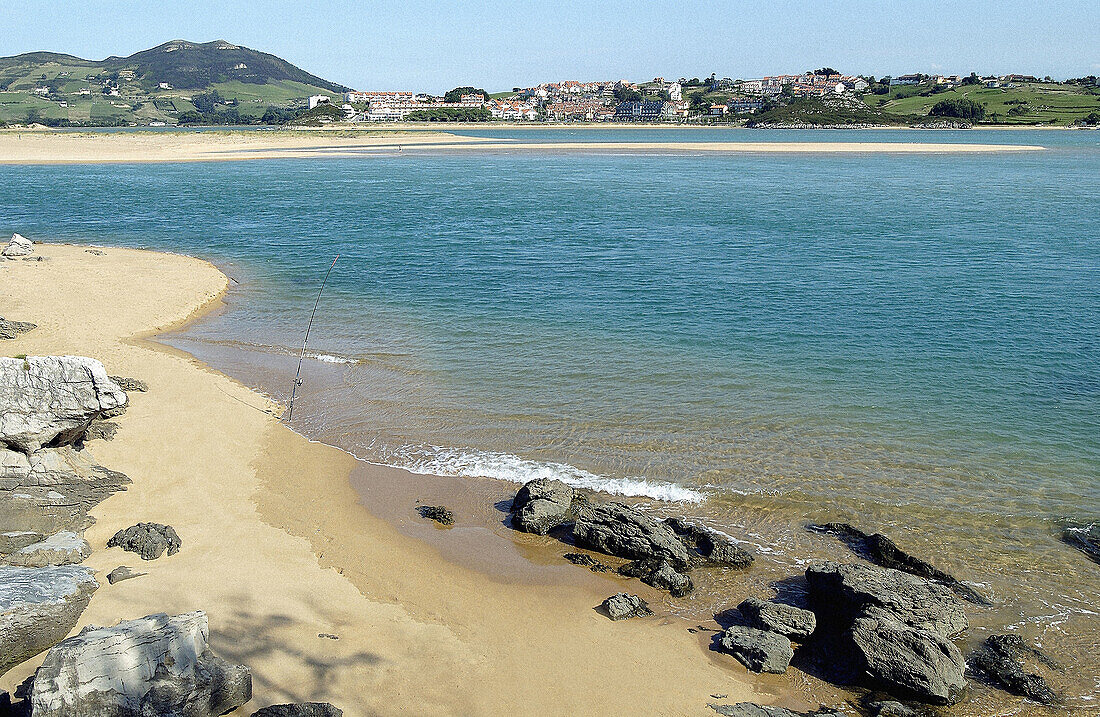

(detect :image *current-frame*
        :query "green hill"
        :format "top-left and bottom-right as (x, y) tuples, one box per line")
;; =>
(0, 40), (348, 126)
(867, 80), (1100, 125)
(747, 95), (915, 128)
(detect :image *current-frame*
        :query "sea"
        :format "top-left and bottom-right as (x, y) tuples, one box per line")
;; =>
(3, 127), (1098, 712)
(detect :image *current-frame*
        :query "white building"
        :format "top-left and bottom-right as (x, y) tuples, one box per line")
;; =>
(668, 82), (682, 101)
(308, 95), (331, 110)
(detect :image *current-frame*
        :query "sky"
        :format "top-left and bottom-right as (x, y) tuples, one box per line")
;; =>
(3, 1), (1098, 92)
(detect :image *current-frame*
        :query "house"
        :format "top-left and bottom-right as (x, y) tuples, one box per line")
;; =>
(308, 95), (331, 109)
(847, 77), (869, 92)
(890, 74), (922, 86)
(727, 97), (764, 114)
(614, 101), (677, 121)
(708, 103), (728, 116)
(158, 82), (172, 90)
(983, 78), (1001, 88)
(668, 82), (682, 101)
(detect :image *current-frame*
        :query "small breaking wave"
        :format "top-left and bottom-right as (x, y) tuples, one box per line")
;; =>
(397, 447), (705, 504)
(307, 351), (356, 364)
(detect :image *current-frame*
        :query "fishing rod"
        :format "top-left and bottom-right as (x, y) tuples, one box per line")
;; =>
(287, 254), (339, 422)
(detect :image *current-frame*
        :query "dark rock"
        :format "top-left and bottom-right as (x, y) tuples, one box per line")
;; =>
(84, 249), (106, 256)
(738, 597), (816, 639)
(252, 704), (343, 717)
(806, 561), (967, 638)
(0, 318), (36, 341)
(716, 626), (794, 674)
(510, 478), (574, 534)
(82, 419), (119, 442)
(619, 558), (694, 596)
(0, 565), (98, 676)
(573, 502), (696, 570)
(418, 505), (454, 526)
(1061, 524), (1100, 565)
(563, 553), (610, 572)
(108, 376), (149, 393)
(664, 517), (754, 568)
(106, 566), (145, 585)
(863, 700), (932, 717)
(107, 523), (181, 560)
(810, 523), (988, 604)
(709, 705), (845, 717)
(29, 611), (251, 717)
(969, 634), (1058, 705)
(848, 614), (967, 705)
(601, 593), (653, 620)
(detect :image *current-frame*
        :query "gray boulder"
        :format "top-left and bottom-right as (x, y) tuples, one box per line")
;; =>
(0, 565), (98, 676)
(710, 705), (845, 717)
(29, 611), (251, 717)
(738, 597), (816, 640)
(1062, 524), (1100, 565)
(108, 376), (149, 393)
(969, 634), (1057, 705)
(618, 559), (693, 597)
(1, 531), (90, 567)
(716, 625), (794, 674)
(0, 356), (127, 452)
(252, 704), (343, 717)
(510, 478), (574, 534)
(0, 317), (36, 340)
(573, 502), (696, 570)
(107, 523), (182, 560)
(601, 593), (653, 621)
(2, 234), (33, 257)
(847, 614), (967, 705)
(806, 561), (967, 637)
(0, 531), (44, 553)
(83, 419), (119, 442)
(106, 566), (146, 585)
(665, 517), (754, 568)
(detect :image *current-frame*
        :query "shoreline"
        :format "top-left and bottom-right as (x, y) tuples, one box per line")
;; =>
(0, 243), (779, 715)
(0, 128), (1046, 164)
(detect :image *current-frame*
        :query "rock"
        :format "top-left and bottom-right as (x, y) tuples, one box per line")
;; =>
(810, 523), (987, 605)
(738, 597), (816, 640)
(82, 419), (119, 442)
(0, 356), (127, 452)
(108, 375), (149, 393)
(0, 565), (98, 676)
(106, 566), (146, 584)
(1, 531), (90, 567)
(29, 611), (252, 717)
(0, 317), (36, 340)
(1, 234), (33, 258)
(665, 517), (754, 568)
(107, 523), (182, 560)
(0, 531), (44, 553)
(1062, 524), (1100, 565)
(863, 701), (929, 717)
(563, 553), (610, 572)
(418, 505), (454, 526)
(601, 593), (653, 620)
(252, 704), (343, 717)
(969, 634), (1058, 705)
(84, 249), (105, 256)
(619, 558), (694, 596)
(806, 562), (967, 638)
(510, 478), (574, 534)
(716, 625), (794, 674)
(847, 614), (967, 705)
(709, 705), (845, 717)
(573, 502), (696, 570)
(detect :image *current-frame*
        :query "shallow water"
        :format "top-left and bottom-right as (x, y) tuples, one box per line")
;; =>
(2, 128), (1098, 712)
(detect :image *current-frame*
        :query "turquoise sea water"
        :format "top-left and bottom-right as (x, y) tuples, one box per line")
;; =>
(3, 128), (1099, 706)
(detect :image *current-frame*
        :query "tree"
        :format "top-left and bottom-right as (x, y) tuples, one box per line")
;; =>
(813, 67), (839, 76)
(930, 98), (985, 120)
(443, 86), (489, 102)
(191, 89), (223, 114)
(613, 86), (642, 103)
(962, 73), (981, 86)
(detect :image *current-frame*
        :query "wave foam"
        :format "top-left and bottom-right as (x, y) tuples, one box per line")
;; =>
(398, 447), (705, 504)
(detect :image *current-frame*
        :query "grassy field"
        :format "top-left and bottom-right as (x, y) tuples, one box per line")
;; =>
(869, 81), (1100, 124)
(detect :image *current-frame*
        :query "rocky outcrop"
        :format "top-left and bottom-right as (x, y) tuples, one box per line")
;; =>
(665, 518), (754, 568)
(573, 502), (696, 570)
(511, 478), (575, 534)
(716, 626), (794, 674)
(806, 562), (968, 704)
(1, 531), (90, 567)
(107, 523), (182, 560)
(2, 234), (34, 258)
(29, 611), (252, 717)
(252, 704), (343, 717)
(1062, 524), (1100, 565)
(601, 592), (653, 620)
(969, 634), (1058, 705)
(108, 376), (149, 393)
(737, 597), (816, 640)
(810, 523), (987, 604)
(0, 356), (127, 453)
(418, 505), (454, 526)
(710, 704), (845, 717)
(619, 558), (694, 596)
(83, 419), (119, 442)
(563, 553), (610, 572)
(0, 565), (98, 676)
(106, 566), (146, 585)
(0, 317), (36, 340)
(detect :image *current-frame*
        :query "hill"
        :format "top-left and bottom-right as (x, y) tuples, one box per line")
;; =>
(867, 79), (1100, 125)
(0, 40), (348, 126)
(747, 95), (915, 128)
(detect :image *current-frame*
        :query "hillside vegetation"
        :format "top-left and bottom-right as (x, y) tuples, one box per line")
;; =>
(868, 80), (1100, 125)
(747, 96), (915, 127)
(0, 40), (346, 126)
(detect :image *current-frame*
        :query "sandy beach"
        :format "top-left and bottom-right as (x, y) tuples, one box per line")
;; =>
(0, 243), (795, 715)
(0, 128), (1044, 163)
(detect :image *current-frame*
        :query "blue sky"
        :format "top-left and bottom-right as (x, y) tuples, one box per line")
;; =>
(3, 1), (1098, 92)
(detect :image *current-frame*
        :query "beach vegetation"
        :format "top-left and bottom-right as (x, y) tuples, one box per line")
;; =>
(930, 98), (986, 120)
